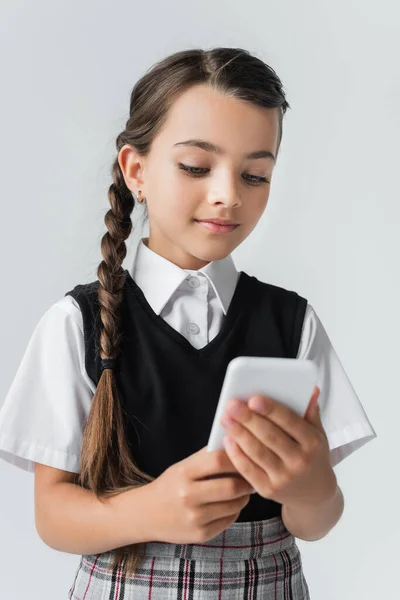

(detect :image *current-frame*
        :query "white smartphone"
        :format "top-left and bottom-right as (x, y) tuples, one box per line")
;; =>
(207, 357), (318, 452)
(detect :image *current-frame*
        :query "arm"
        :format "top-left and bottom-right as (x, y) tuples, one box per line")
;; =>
(281, 483), (344, 541)
(35, 464), (153, 555)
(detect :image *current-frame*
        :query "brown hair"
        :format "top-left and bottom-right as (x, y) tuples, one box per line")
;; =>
(76, 46), (290, 578)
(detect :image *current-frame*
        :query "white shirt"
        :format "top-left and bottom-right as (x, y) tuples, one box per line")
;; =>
(0, 238), (376, 475)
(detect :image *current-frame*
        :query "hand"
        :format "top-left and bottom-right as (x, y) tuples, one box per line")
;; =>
(146, 445), (253, 545)
(219, 386), (337, 509)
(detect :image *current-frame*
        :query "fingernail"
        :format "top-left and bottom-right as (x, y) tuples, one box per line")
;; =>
(221, 416), (235, 429)
(250, 397), (264, 412)
(227, 400), (244, 416)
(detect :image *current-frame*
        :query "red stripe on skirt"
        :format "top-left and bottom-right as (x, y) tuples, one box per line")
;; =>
(82, 554), (99, 599)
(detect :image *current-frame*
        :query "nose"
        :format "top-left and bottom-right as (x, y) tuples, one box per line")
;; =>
(207, 173), (242, 209)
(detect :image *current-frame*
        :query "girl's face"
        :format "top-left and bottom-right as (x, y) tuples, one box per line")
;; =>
(119, 83), (279, 270)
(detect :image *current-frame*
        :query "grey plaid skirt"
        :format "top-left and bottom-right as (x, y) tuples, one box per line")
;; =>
(68, 515), (310, 599)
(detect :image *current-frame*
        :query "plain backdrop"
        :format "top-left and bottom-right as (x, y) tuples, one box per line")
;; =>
(0, 0), (397, 598)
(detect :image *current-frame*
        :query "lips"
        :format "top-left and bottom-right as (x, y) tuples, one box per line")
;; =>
(197, 219), (239, 225)
(195, 219), (239, 233)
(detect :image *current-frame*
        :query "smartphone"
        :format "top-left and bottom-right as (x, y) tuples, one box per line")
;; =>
(207, 357), (318, 452)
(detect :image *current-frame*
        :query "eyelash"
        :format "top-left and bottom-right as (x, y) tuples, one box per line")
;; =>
(178, 163), (270, 185)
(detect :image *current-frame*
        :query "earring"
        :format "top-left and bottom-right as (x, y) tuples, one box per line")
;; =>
(137, 189), (146, 204)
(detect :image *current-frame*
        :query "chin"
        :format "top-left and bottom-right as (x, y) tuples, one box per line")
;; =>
(191, 240), (236, 263)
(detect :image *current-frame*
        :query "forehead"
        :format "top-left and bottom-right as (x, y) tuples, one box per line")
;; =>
(154, 84), (279, 156)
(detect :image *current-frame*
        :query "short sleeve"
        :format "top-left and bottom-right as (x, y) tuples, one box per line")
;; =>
(297, 303), (377, 467)
(0, 296), (95, 474)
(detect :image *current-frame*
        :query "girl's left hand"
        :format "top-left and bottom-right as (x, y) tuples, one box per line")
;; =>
(220, 386), (337, 509)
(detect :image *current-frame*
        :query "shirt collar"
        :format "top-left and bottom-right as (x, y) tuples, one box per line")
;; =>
(130, 237), (239, 316)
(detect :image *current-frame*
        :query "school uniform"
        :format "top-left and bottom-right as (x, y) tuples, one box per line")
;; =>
(0, 237), (376, 599)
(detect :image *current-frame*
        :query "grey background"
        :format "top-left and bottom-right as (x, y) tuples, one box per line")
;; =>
(0, 0), (397, 597)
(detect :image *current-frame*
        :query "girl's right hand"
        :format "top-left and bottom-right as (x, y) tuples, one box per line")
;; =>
(144, 445), (254, 544)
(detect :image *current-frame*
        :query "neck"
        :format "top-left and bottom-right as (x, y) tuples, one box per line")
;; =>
(144, 237), (211, 271)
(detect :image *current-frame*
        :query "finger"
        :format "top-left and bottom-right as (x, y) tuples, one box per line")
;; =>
(247, 390), (319, 449)
(224, 421), (283, 474)
(304, 387), (325, 431)
(194, 473), (253, 504)
(240, 411), (303, 464)
(223, 435), (273, 492)
(188, 446), (241, 480)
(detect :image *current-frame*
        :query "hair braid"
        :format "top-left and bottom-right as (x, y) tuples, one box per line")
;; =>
(76, 156), (155, 577)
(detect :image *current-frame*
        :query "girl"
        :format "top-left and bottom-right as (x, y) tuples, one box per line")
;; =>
(0, 47), (376, 599)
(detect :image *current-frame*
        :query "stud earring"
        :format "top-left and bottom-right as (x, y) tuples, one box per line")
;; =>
(137, 189), (146, 204)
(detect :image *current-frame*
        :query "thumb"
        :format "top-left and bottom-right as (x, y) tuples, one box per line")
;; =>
(304, 386), (322, 427)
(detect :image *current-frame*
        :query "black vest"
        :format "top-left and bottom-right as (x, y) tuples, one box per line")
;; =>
(65, 269), (307, 522)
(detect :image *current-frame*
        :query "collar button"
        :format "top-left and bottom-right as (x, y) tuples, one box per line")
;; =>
(188, 276), (200, 288)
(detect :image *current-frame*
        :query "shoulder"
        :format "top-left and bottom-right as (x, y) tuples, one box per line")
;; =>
(63, 276), (104, 327)
(64, 271), (131, 306)
(31, 287), (100, 342)
(28, 295), (86, 343)
(298, 302), (323, 340)
(51, 294), (84, 318)
(242, 271), (308, 305)
(65, 277), (100, 302)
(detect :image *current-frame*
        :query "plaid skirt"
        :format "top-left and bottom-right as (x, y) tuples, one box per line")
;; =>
(68, 515), (310, 599)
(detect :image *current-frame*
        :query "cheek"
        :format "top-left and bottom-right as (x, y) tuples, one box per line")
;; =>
(251, 194), (269, 218)
(240, 196), (269, 234)
(151, 192), (194, 226)
(169, 187), (198, 217)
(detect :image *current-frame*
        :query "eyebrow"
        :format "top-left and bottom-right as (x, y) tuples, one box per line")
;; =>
(173, 139), (275, 162)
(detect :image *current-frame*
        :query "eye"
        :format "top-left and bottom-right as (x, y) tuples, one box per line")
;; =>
(178, 164), (208, 176)
(244, 174), (270, 185)
(178, 163), (270, 185)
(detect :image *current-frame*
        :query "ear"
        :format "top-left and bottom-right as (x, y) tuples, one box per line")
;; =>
(117, 144), (146, 193)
